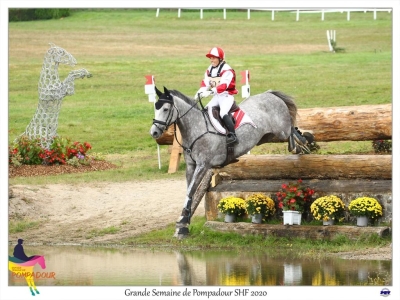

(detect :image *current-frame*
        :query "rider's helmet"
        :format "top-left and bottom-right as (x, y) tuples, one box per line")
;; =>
(206, 47), (225, 60)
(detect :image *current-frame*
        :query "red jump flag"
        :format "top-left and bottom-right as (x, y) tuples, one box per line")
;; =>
(240, 70), (250, 84)
(145, 75), (155, 85)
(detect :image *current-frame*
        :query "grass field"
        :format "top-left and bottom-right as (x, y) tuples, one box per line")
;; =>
(7, 9), (392, 184)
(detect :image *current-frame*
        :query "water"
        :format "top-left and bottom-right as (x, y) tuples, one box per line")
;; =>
(8, 246), (391, 286)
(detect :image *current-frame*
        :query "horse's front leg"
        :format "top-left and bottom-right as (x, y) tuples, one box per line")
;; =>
(175, 163), (208, 238)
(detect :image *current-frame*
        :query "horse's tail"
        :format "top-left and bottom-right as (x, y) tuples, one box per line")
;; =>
(268, 90), (297, 126)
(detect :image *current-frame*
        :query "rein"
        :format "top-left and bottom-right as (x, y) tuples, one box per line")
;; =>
(152, 95), (222, 162)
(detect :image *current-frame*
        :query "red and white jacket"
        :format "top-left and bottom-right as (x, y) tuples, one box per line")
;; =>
(199, 62), (238, 95)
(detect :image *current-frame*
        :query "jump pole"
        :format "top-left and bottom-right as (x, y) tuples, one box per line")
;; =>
(145, 75), (161, 169)
(240, 70), (250, 98)
(240, 70), (251, 154)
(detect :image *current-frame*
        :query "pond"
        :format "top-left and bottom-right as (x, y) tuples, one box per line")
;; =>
(8, 246), (391, 286)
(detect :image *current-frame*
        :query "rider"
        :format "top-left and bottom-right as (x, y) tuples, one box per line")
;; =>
(194, 47), (239, 145)
(13, 239), (34, 262)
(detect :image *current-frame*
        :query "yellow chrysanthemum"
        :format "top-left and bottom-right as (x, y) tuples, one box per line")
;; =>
(245, 193), (276, 217)
(348, 197), (382, 219)
(310, 195), (345, 221)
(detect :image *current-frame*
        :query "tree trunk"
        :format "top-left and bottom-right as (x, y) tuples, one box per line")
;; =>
(216, 154), (391, 180)
(295, 103), (391, 142)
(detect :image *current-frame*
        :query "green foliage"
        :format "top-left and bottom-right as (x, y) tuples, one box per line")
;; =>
(9, 220), (40, 233)
(348, 197), (383, 219)
(217, 196), (247, 216)
(124, 216), (392, 254)
(310, 195), (346, 222)
(9, 135), (92, 166)
(245, 193), (276, 217)
(372, 139), (392, 153)
(276, 179), (315, 212)
(9, 9), (71, 22)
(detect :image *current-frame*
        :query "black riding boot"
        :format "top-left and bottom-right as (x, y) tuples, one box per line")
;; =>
(222, 114), (238, 145)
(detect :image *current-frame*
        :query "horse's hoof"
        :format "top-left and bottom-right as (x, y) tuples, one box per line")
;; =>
(303, 132), (314, 144)
(174, 227), (189, 239)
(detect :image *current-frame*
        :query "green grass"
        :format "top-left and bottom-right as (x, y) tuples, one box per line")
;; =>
(8, 9), (392, 184)
(9, 219), (41, 234)
(122, 216), (391, 256)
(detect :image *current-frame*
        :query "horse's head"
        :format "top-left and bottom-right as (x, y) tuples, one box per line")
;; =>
(37, 255), (46, 269)
(150, 86), (178, 139)
(47, 43), (77, 66)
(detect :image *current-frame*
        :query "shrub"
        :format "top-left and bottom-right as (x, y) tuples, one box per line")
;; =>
(9, 135), (92, 166)
(217, 196), (247, 216)
(372, 140), (391, 154)
(310, 195), (345, 222)
(348, 197), (383, 219)
(9, 9), (71, 22)
(276, 179), (315, 213)
(245, 193), (276, 218)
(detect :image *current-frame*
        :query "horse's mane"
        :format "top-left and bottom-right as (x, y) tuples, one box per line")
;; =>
(169, 90), (200, 110)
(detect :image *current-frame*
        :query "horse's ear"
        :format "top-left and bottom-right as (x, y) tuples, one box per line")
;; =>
(163, 86), (172, 100)
(164, 86), (170, 95)
(155, 86), (163, 98)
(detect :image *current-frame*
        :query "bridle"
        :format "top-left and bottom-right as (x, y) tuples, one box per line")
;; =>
(152, 93), (222, 161)
(152, 93), (201, 132)
(152, 97), (176, 132)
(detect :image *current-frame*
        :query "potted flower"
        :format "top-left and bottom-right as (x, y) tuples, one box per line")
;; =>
(245, 193), (276, 224)
(217, 196), (247, 222)
(348, 197), (383, 226)
(276, 179), (315, 225)
(310, 195), (345, 225)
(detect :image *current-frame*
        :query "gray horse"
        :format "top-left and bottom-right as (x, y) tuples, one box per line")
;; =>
(150, 86), (310, 238)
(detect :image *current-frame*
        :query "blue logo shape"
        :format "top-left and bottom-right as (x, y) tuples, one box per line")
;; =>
(380, 288), (391, 297)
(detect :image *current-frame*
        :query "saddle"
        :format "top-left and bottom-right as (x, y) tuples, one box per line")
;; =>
(210, 101), (239, 131)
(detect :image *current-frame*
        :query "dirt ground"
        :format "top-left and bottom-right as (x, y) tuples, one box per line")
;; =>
(8, 179), (391, 260)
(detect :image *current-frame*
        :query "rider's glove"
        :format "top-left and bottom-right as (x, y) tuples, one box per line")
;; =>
(194, 88), (206, 100)
(200, 90), (213, 98)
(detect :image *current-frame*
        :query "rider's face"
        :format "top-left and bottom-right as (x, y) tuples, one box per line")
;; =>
(209, 56), (220, 67)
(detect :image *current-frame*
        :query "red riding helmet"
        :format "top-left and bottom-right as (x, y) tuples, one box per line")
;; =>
(206, 47), (225, 60)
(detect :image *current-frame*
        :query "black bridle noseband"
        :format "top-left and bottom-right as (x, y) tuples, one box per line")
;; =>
(152, 98), (176, 131)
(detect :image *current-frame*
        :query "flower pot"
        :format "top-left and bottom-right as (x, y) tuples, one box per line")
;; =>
(224, 213), (236, 223)
(356, 216), (368, 227)
(251, 213), (263, 224)
(283, 211), (302, 225)
(323, 218), (335, 226)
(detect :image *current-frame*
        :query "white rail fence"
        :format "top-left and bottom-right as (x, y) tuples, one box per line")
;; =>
(155, 8), (392, 21)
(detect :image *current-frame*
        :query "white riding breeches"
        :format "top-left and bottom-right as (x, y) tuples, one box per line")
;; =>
(205, 92), (234, 118)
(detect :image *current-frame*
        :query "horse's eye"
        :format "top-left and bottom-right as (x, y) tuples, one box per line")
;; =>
(163, 108), (168, 112)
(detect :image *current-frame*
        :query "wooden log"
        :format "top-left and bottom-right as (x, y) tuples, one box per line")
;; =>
(215, 154), (391, 180)
(204, 221), (390, 241)
(154, 104), (391, 145)
(296, 103), (392, 142)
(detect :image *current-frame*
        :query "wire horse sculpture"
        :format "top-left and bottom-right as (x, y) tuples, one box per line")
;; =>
(150, 86), (312, 239)
(20, 43), (92, 149)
